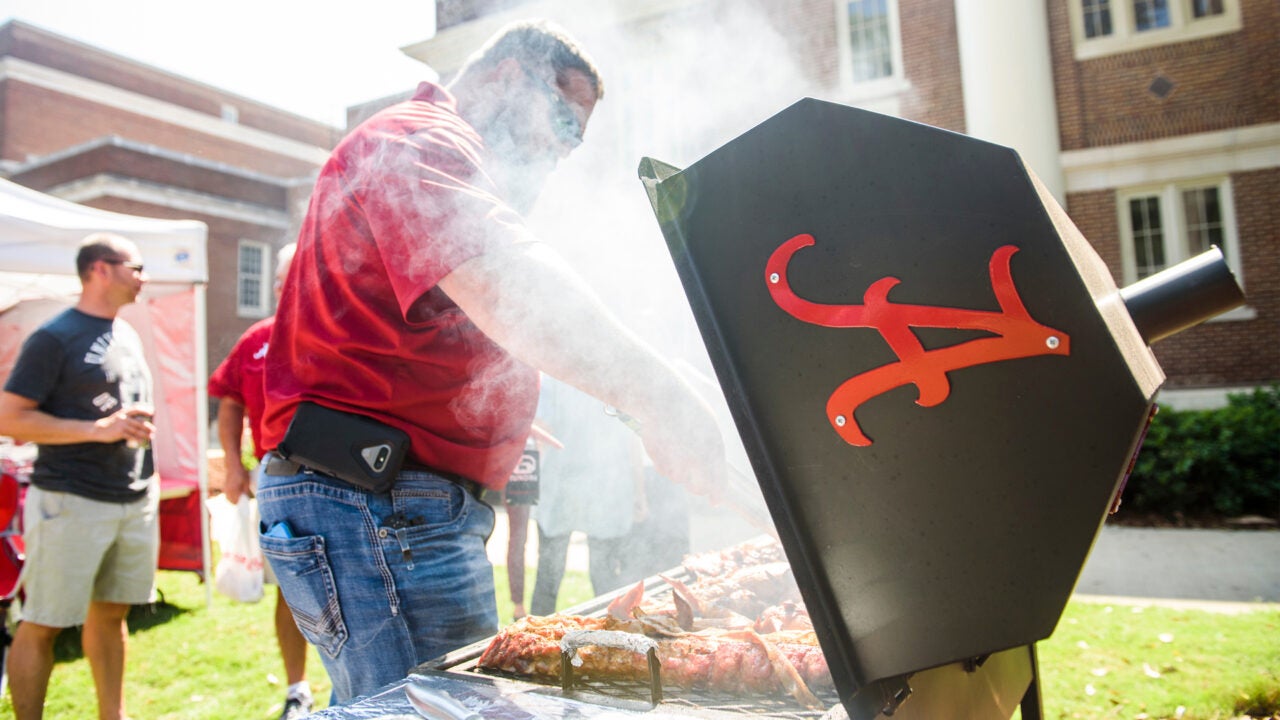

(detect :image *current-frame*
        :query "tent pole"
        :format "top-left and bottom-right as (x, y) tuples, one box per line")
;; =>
(195, 282), (212, 608)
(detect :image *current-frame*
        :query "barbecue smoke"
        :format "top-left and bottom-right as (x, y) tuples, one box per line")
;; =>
(509, 2), (818, 551)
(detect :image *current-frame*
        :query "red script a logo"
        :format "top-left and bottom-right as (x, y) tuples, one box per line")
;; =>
(766, 234), (1071, 446)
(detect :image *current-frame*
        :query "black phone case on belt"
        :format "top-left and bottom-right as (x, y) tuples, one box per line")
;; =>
(276, 401), (409, 494)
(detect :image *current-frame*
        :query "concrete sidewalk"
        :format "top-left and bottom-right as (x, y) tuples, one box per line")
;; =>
(1076, 525), (1280, 603)
(488, 505), (1280, 606)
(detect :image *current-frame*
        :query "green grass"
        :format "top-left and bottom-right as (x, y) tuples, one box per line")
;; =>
(1036, 599), (1280, 719)
(2, 570), (1276, 719)
(492, 565), (596, 626)
(3, 574), (332, 719)
(0, 566), (596, 719)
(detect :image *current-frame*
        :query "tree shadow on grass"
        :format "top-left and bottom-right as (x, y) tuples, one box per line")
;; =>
(53, 591), (191, 663)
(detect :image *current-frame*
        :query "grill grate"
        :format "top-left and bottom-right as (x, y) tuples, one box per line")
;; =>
(451, 663), (838, 718)
(418, 556), (837, 717)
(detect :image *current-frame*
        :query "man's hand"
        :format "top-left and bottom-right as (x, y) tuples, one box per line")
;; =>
(93, 407), (155, 446)
(222, 462), (251, 505)
(214, 397), (251, 503)
(0, 389), (147, 445)
(0, 391), (153, 446)
(635, 388), (726, 503)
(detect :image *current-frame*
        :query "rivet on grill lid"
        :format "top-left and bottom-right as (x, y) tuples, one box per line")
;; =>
(1046, 336), (1060, 349)
(834, 415), (846, 427)
(769, 272), (780, 284)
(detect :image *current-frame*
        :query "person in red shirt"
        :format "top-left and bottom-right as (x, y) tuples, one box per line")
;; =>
(208, 243), (313, 719)
(256, 19), (726, 702)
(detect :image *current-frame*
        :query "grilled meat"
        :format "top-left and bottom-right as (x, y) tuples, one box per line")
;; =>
(477, 616), (830, 708)
(476, 536), (832, 710)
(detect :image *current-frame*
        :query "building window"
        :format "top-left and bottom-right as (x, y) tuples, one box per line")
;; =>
(1128, 196), (1165, 279)
(237, 240), (270, 318)
(1192, 0), (1224, 17)
(1083, 0), (1113, 38)
(1069, 0), (1240, 59)
(1118, 179), (1239, 285)
(1133, 0), (1171, 31)
(846, 0), (893, 82)
(834, 0), (905, 110)
(1182, 186), (1226, 259)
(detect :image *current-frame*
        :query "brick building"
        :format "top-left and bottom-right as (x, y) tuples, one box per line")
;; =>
(409, 0), (1277, 408)
(1049, 0), (1278, 407)
(0, 19), (343, 376)
(3, 4), (1273, 408)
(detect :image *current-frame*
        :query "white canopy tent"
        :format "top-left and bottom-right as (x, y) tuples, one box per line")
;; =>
(0, 177), (210, 587)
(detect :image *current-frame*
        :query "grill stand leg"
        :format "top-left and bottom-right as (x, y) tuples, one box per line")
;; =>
(1019, 644), (1044, 720)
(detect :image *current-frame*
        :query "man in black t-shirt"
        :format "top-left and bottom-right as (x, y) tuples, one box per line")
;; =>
(0, 232), (156, 720)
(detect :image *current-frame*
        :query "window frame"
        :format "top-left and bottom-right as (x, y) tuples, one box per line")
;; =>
(1067, 0), (1240, 60)
(1116, 176), (1242, 289)
(1081, 0), (1115, 39)
(236, 239), (271, 319)
(833, 0), (908, 109)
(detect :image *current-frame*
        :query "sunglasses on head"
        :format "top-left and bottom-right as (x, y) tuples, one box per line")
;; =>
(104, 258), (145, 273)
(522, 67), (583, 148)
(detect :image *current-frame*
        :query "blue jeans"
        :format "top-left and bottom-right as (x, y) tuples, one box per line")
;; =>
(257, 462), (498, 703)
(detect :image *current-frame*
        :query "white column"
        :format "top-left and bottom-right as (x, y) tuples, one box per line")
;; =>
(953, 0), (1066, 204)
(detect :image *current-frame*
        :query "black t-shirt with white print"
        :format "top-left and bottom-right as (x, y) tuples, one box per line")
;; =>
(4, 308), (153, 502)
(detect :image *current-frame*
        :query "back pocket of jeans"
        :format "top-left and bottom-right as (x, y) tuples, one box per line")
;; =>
(259, 533), (347, 658)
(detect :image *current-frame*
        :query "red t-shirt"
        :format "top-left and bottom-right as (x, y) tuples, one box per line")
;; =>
(208, 317), (274, 461)
(260, 82), (539, 490)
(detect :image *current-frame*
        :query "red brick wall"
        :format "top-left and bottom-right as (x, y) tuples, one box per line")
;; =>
(755, 0), (965, 132)
(79, 195), (293, 372)
(1053, 0), (1278, 391)
(898, 0), (965, 132)
(8, 142), (290, 207)
(1147, 167), (1280, 388)
(435, 0), (536, 31)
(0, 21), (341, 147)
(763, 0), (839, 87)
(201, 221), (293, 370)
(1065, 189), (1123, 270)
(1047, 0), (1085, 151)
(2, 82), (320, 177)
(0, 78), (6, 148)
(1050, 0), (1280, 151)
(0, 22), (324, 389)
(1067, 168), (1280, 388)
(0, 82), (314, 381)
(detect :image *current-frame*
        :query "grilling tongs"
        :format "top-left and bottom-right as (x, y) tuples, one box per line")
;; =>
(405, 682), (481, 720)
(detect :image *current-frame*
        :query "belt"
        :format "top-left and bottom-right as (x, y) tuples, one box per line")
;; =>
(262, 453), (483, 499)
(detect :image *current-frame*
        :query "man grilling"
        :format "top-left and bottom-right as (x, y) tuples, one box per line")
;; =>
(256, 19), (726, 702)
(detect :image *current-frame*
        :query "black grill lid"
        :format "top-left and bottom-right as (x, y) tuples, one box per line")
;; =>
(638, 99), (1167, 713)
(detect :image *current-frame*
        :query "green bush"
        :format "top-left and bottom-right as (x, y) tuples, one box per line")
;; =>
(1124, 385), (1280, 518)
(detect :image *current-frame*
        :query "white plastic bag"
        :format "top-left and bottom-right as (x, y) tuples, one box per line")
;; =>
(206, 494), (265, 603)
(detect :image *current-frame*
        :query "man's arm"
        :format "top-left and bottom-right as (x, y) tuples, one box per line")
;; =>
(0, 391), (152, 446)
(437, 241), (725, 498)
(215, 397), (252, 504)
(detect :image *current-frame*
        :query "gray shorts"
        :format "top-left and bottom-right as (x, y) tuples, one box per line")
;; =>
(19, 482), (160, 628)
